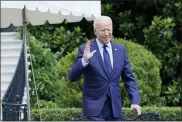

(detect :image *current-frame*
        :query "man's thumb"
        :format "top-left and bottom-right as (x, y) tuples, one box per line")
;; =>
(92, 50), (97, 54)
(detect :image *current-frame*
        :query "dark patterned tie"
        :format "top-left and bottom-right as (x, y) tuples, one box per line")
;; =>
(103, 45), (112, 75)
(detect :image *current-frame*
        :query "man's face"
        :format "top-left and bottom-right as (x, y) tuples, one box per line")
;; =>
(95, 20), (113, 45)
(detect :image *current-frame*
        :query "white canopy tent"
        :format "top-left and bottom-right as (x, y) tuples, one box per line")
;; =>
(1, 1), (101, 28)
(1, 1), (101, 121)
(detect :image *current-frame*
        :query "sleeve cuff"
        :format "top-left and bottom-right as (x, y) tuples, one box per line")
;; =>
(82, 58), (89, 67)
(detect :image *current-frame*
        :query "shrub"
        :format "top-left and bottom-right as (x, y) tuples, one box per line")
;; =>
(27, 22), (87, 59)
(28, 35), (60, 106)
(32, 100), (58, 109)
(143, 16), (181, 106)
(56, 38), (162, 107)
(55, 77), (82, 108)
(31, 107), (181, 121)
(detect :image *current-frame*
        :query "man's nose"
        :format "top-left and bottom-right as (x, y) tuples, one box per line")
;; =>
(104, 31), (109, 36)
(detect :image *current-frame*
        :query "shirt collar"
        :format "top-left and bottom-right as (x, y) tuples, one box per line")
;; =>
(96, 38), (111, 49)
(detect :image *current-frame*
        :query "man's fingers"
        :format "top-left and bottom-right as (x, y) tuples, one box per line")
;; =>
(134, 107), (141, 115)
(131, 105), (141, 115)
(131, 108), (137, 114)
(84, 42), (91, 52)
(84, 46), (90, 53)
(137, 110), (141, 115)
(91, 50), (97, 54)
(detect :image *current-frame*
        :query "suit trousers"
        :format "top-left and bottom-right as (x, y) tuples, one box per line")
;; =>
(86, 97), (121, 121)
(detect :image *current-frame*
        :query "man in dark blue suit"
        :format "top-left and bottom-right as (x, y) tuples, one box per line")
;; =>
(68, 16), (141, 121)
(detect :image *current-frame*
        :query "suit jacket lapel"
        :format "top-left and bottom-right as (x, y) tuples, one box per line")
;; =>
(90, 40), (110, 80)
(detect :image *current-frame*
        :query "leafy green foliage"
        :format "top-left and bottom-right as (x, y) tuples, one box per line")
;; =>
(56, 49), (83, 108)
(57, 38), (162, 107)
(119, 10), (135, 39)
(27, 22), (87, 59)
(57, 48), (78, 79)
(162, 78), (182, 106)
(143, 16), (181, 105)
(143, 16), (179, 77)
(55, 77), (83, 108)
(28, 35), (60, 106)
(52, 26), (86, 58)
(155, 0), (182, 25)
(32, 100), (58, 109)
(31, 107), (181, 121)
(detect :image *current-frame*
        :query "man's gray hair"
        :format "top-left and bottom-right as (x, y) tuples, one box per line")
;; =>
(93, 16), (112, 29)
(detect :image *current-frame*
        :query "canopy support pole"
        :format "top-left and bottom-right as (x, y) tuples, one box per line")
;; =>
(22, 6), (31, 121)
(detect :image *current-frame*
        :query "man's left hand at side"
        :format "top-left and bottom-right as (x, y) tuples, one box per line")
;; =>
(130, 104), (142, 115)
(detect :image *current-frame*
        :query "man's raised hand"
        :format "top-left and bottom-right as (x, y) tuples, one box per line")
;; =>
(83, 41), (96, 63)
